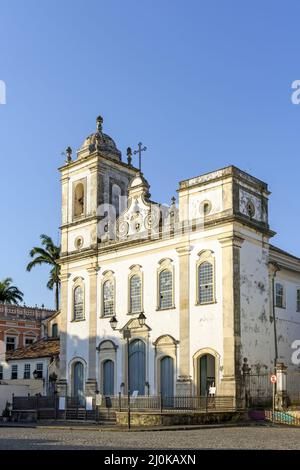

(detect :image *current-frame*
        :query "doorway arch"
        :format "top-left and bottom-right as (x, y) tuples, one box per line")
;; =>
(198, 354), (215, 396)
(193, 348), (219, 396)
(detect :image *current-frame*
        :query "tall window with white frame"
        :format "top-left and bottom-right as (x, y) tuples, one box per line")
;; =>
(275, 283), (285, 308)
(6, 336), (16, 351)
(130, 274), (142, 313)
(103, 279), (114, 316)
(74, 285), (84, 321)
(159, 269), (173, 309)
(297, 288), (300, 313)
(24, 364), (31, 379)
(11, 365), (18, 380)
(36, 363), (43, 379)
(198, 261), (214, 304)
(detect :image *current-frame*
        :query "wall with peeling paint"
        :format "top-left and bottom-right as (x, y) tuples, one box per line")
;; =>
(240, 238), (274, 373)
(274, 268), (300, 368)
(240, 238), (300, 374)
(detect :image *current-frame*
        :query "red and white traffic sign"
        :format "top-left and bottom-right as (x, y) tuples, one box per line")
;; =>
(270, 374), (277, 384)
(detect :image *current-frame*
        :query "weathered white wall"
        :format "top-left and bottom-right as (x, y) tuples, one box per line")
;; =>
(0, 384), (29, 414)
(240, 237), (300, 373)
(274, 269), (300, 369)
(240, 237), (273, 372)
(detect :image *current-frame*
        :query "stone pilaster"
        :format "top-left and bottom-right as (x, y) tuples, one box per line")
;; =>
(85, 264), (99, 397)
(176, 245), (192, 395)
(218, 234), (244, 399)
(275, 362), (288, 410)
(57, 270), (69, 396)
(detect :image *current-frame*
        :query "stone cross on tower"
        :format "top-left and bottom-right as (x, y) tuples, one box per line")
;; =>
(133, 142), (147, 171)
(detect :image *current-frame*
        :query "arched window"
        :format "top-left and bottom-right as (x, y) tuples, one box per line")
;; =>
(103, 280), (114, 316)
(130, 274), (142, 313)
(198, 261), (214, 304)
(74, 182), (85, 217)
(159, 269), (173, 309)
(74, 286), (84, 321)
(112, 183), (122, 218)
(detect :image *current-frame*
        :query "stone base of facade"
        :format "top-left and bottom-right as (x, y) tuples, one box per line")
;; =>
(176, 376), (193, 396)
(85, 379), (98, 397)
(116, 410), (248, 427)
(219, 376), (240, 399)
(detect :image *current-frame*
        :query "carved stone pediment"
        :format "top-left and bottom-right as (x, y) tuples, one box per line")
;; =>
(116, 173), (160, 241)
(121, 317), (151, 332)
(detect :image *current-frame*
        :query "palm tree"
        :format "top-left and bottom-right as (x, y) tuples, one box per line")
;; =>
(27, 234), (61, 310)
(0, 278), (24, 304)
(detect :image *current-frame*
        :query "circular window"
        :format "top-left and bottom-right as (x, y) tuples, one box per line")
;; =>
(247, 200), (255, 218)
(74, 236), (84, 250)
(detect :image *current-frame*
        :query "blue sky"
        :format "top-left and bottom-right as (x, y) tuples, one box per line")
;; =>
(1, 1), (300, 308)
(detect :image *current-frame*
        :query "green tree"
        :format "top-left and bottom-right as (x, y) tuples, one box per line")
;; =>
(27, 234), (61, 310)
(0, 278), (24, 304)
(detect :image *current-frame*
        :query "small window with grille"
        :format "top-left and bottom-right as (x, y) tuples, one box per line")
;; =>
(297, 289), (300, 313)
(198, 261), (214, 304)
(103, 280), (114, 316)
(159, 269), (173, 309)
(275, 283), (285, 308)
(130, 275), (142, 313)
(74, 286), (84, 321)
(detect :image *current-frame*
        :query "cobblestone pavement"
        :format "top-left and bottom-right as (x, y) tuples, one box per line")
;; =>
(0, 425), (300, 450)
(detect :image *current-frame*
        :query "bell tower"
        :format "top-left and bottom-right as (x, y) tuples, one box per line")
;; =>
(60, 115), (139, 256)
(57, 116), (138, 396)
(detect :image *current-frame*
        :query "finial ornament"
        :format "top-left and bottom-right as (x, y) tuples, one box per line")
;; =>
(95, 115), (104, 150)
(127, 147), (132, 166)
(66, 146), (72, 163)
(96, 115), (103, 132)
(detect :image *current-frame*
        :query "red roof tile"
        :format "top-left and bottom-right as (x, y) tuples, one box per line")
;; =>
(6, 338), (59, 361)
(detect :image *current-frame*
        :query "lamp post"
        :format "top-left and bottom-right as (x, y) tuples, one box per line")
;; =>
(110, 313), (146, 430)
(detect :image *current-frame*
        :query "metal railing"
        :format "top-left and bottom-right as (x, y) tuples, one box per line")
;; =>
(265, 410), (300, 426)
(287, 371), (300, 405)
(12, 394), (238, 416)
(12, 395), (56, 410)
(98, 394), (238, 413)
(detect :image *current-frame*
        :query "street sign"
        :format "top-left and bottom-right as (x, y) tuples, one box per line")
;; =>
(270, 374), (277, 384)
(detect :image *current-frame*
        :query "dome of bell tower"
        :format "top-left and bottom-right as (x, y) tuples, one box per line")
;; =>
(77, 115), (122, 161)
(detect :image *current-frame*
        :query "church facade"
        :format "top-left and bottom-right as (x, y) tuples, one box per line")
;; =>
(57, 116), (300, 400)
